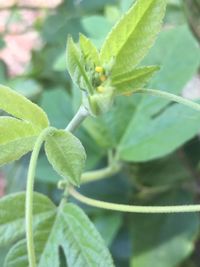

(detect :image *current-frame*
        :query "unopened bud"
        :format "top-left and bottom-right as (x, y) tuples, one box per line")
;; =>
(97, 86), (105, 93)
(95, 66), (104, 73)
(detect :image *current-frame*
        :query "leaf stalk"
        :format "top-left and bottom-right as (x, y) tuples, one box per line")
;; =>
(70, 188), (200, 213)
(133, 89), (200, 112)
(26, 127), (54, 267)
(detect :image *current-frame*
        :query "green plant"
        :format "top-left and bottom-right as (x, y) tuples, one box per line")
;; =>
(1, 0), (200, 266)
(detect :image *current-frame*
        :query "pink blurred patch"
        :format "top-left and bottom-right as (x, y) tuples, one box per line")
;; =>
(0, 0), (62, 8)
(0, 0), (62, 76)
(0, 32), (41, 76)
(0, 173), (6, 197)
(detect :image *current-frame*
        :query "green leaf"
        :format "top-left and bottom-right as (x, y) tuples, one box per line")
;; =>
(0, 117), (39, 166)
(136, 153), (191, 187)
(40, 87), (102, 174)
(36, 154), (60, 184)
(3, 215), (55, 267)
(94, 213), (122, 247)
(83, 116), (116, 148)
(143, 25), (200, 93)
(53, 52), (66, 71)
(45, 129), (86, 185)
(141, 25), (200, 116)
(112, 65), (159, 94)
(84, 25), (200, 160)
(40, 88), (74, 129)
(79, 33), (100, 65)
(5, 203), (114, 267)
(129, 190), (199, 267)
(0, 246), (9, 267)
(0, 192), (56, 246)
(81, 15), (113, 48)
(0, 85), (49, 130)
(66, 37), (93, 94)
(100, 0), (166, 74)
(117, 102), (200, 162)
(6, 79), (42, 101)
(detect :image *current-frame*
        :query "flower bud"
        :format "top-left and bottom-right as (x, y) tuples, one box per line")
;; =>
(87, 86), (114, 116)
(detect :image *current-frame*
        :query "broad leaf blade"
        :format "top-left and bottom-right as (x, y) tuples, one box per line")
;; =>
(39, 204), (114, 267)
(112, 65), (159, 94)
(66, 37), (93, 94)
(0, 85), (49, 130)
(0, 117), (39, 166)
(100, 0), (166, 74)
(79, 34), (100, 65)
(117, 102), (200, 161)
(59, 204), (114, 267)
(0, 192), (56, 246)
(5, 204), (114, 267)
(4, 214), (56, 267)
(45, 129), (86, 185)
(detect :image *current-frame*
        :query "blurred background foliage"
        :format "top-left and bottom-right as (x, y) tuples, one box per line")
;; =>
(0, 0), (200, 266)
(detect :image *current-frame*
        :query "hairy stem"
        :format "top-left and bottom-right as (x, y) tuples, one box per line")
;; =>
(70, 188), (200, 213)
(26, 127), (54, 267)
(133, 89), (200, 112)
(59, 105), (90, 207)
(81, 163), (121, 184)
(65, 105), (89, 132)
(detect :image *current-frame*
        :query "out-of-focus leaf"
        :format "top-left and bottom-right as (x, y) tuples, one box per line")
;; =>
(53, 53), (66, 71)
(36, 154), (60, 184)
(0, 36), (5, 49)
(2, 159), (28, 194)
(136, 153), (191, 187)
(6, 79), (42, 101)
(42, 10), (82, 45)
(94, 213), (123, 246)
(78, 0), (118, 13)
(141, 25), (200, 115)
(165, 1), (185, 25)
(118, 102), (200, 162)
(40, 88), (73, 129)
(129, 190), (199, 267)
(0, 61), (6, 82)
(184, 0), (200, 43)
(81, 16), (112, 47)
(0, 246), (9, 266)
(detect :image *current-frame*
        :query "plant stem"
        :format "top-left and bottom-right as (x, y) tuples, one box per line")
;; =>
(133, 89), (200, 112)
(70, 188), (200, 213)
(59, 104), (90, 206)
(81, 164), (121, 184)
(26, 127), (54, 267)
(65, 105), (90, 132)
